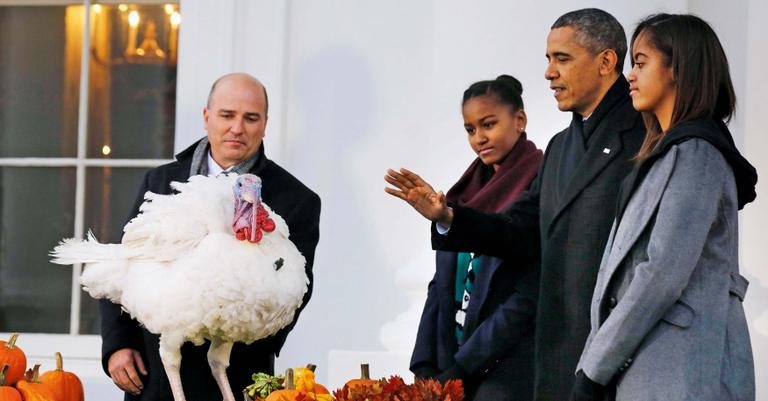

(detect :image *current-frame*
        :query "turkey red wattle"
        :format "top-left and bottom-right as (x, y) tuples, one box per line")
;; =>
(232, 174), (276, 243)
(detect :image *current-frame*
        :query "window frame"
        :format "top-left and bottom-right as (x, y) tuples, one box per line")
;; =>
(0, 0), (175, 335)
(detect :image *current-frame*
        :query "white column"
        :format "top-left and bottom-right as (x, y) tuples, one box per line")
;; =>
(175, 0), (289, 160)
(742, 1), (768, 399)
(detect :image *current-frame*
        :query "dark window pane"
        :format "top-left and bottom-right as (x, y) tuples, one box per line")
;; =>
(87, 4), (178, 159)
(0, 6), (80, 158)
(0, 167), (76, 333)
(79, 167), (150, 334)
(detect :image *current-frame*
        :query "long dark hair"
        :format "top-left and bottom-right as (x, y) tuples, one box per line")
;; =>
(462, 75), (524, 114)
(631, 13), (736, 160)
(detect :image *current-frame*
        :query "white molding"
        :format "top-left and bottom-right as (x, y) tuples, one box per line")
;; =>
(0, 0), (176, 5)
(0, 158), (173, 167)
(71, 0), (92, 335)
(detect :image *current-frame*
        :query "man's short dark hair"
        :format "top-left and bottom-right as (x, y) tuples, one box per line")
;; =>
(552, 8), (627, 72)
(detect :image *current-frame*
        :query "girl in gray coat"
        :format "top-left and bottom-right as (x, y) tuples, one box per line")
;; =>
(570, 14), (758, 401)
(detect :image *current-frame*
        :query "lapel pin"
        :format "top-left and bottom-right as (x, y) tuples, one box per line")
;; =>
(603, 148), (611, 154)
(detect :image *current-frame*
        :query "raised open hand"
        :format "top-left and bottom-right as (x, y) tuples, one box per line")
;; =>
(384, 168), (453, 227)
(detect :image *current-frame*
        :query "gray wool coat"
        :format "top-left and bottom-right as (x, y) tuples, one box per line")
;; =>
(577, 139), (755, 401)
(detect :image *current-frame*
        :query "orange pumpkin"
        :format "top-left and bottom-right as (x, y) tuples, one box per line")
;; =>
(344, 363), (374, 391)
(264, 369), (301, 401)
(15, 364), (56, 401)
(40, 352), (84, 401)
(311, 383), (329, 395)
(0, 364), (22, 401)
(0, 333), (26, 386)
(337, 363), (378, 399)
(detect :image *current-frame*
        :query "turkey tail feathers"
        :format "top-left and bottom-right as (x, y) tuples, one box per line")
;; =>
(50, 231), (123, 265)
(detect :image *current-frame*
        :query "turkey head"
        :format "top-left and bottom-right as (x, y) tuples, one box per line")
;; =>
(232, 174), (276, 243)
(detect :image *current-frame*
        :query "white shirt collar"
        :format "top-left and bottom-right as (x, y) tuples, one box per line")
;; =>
(206, 151), (227, 176)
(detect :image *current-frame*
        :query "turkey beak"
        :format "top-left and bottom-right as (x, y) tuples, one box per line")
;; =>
(241, 191), (256, 204)
(242, 182), (262, 204)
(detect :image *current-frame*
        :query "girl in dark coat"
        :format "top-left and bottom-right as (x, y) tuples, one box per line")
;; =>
(408, 75), (542, 400)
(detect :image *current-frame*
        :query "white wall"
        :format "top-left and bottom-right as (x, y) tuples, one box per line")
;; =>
(175, 1), (290, 155)
(741, 0), (768, 397)
(174, 0), (768, 397)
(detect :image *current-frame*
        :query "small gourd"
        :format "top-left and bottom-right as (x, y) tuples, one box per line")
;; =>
(264, 368), (301, 401)
(40, 352), (84, 401)
(0, 364), (22, 401)
(294, 364), (332, 400)
(0, 333), (26, 386)
(15, 364), (56, 401)
(294, 364), (329, 395)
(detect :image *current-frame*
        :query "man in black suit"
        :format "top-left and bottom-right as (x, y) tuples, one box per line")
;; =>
(385, 9), (644, 400)
(101, 73), (321, 401)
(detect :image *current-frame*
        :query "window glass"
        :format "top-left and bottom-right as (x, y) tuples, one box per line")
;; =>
(79, 167), (150, 334)
(0, 167), (76, 333)
(0, 1), (177, 335)
(87, 4), (178, 159)
(0, 6), (80, 158)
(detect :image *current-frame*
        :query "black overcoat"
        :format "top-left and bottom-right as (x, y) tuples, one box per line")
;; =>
(99, 140), (321, 401)
(433, 77), (644, 400)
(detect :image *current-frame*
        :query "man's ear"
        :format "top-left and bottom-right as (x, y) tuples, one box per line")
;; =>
(203, 107), (210, 128)
(598, 49), (619, 76)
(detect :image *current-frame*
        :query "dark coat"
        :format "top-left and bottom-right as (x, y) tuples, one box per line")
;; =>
(100, 140), (321, 401)
(433, 77), (645, 400)
(411, 252), (537, 400)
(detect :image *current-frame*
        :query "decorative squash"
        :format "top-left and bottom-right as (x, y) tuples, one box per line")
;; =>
(40, 352), (84, 401)
(343, 363), (374, 391)
(335, 363), (379, 399)
(292, 364), (332, 400)
(0, 364), (22, 401)
(0, 333), (26, 386)
(294, 364), (329, 395)
(264, 369), (301, 401)
(15, 364), (56, 401)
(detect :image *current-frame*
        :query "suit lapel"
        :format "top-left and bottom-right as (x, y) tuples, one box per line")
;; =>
(166, 161), (190, 182)
(546, 118), (628, 234)
(155, 156), (193, 194)
(594, 147), (679, 299)
(160, 140), (198, 192)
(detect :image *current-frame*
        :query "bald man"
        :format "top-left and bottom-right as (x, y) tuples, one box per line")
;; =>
(100, 73), (321, 401)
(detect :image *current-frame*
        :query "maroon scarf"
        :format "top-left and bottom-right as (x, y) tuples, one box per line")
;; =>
(446, 133), (542, 213)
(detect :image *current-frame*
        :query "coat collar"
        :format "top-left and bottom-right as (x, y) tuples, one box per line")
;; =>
(546, 77), (638, 234)
(171, 138), (269, 180)
(616, 117), (756, 224)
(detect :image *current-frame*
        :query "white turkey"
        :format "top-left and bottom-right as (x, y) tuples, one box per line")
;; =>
(51, 173), (308, 401)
